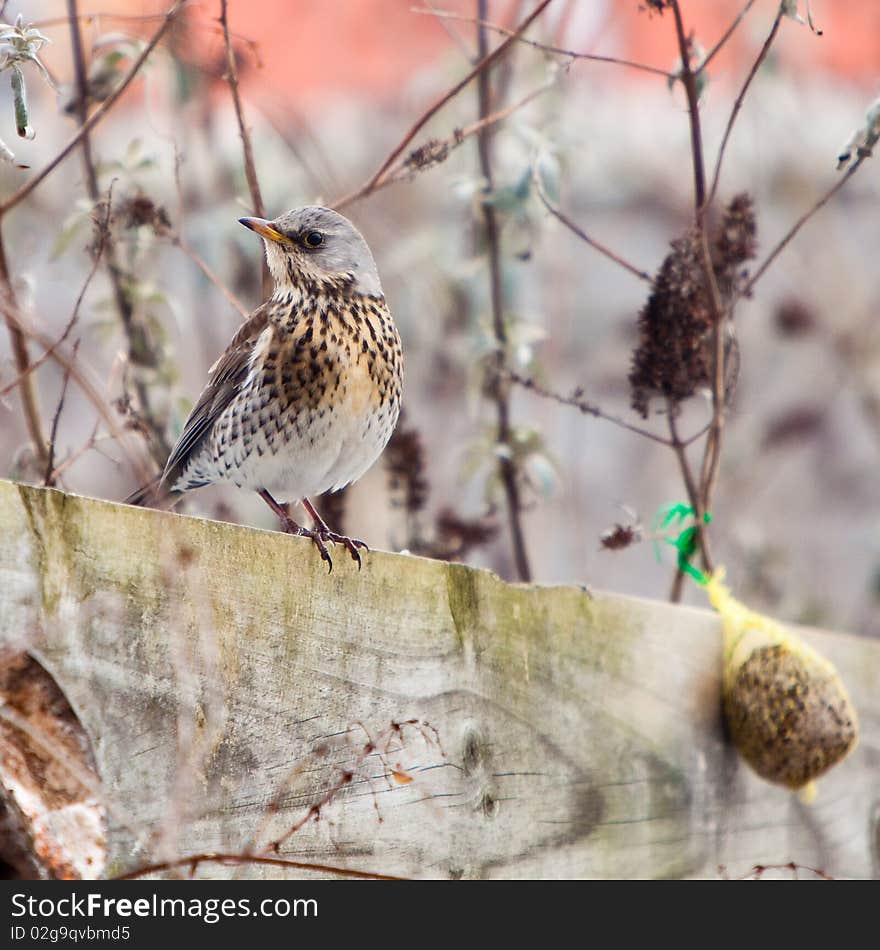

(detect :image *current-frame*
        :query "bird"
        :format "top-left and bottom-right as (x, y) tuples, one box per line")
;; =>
(126, 206), (403, 571)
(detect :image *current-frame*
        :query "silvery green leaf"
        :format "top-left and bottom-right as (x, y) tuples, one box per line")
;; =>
(484, 184), (523, 213)
(125, 138), (143, 163)
(524, 452), (558, 498)
(51, 201), (96, 259)
(534, 148), (560, 203)
(780, 0), (821, 32)
(0, 136), (15, 163)
(450, 175), (479, 201)
(10, 64), (33, 138)
(484, 167), (532, 212)
(837, 96), (880, 170)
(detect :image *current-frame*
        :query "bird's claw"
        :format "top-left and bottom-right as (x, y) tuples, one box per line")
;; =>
(324, 532), (368, 570)
(278, 518), (367, 571)
(313, 531), (368, 570)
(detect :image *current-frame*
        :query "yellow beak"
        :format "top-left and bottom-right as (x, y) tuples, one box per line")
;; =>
(238, 217), (285, 243)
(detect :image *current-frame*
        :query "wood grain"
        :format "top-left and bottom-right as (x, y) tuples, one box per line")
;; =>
(0, 479), (877, 879)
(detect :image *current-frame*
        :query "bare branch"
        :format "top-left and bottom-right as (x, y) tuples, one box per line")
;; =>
(705, 6), (784, 210)
(219, 0), (265, 218)
(10, 315), (155, 484)
(0, 227), (48, 463)
(67, 1), (172, 467)
(44, 340), (78, 487)
(666, 400), (705, 603)
(171, 235), (249, 319)
(219, 0), (270, 297)
(669, 1), (723, 580)
(670, 3), (707, 212)
(743, 156), (867, 294)
(114, 852), (407, 881)
(47, 420), (109, 483)
(0, 0), (184, 218)
(332, 0), (554, 210)
(507, 370), (712, 448)
(337, 80), (555, 208)
(697, 0), (757, 74)
(0, 309), (78, 400)
(412, 6), (674, 78)
(475, 0), (531, 583)
(532, 166), (652, 282)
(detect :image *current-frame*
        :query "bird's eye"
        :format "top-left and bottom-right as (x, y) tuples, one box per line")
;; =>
(304, 230), (324, 248)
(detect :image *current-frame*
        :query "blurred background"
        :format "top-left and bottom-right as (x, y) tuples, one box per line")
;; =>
(1, 0), (878, 635)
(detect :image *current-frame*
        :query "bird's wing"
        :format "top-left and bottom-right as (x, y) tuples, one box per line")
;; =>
(160, 304), (272, 490)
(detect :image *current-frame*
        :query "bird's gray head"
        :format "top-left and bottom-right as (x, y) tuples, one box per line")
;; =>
(239, 206), (383, 298)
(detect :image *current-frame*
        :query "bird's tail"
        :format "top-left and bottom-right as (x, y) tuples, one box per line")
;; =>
(124, 475), (177, 509)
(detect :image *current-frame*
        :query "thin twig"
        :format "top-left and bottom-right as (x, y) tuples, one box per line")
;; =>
(666, 401), (703, 602)
(11, 316), (155, 484)
(114, 852), (408, 881)
(332, 0), (554, 210)
(2, 196), (108, 485)
(507, 370), (712, 447)
(694, 230), (728, 520)
(421, 0), (474, 58)
(35, 5), (262, 64)
(412, 7), (673, 78)
(669, 1), (722, 583)
(40, 195), (113, 485)
(476, 0), (532, 583)
(743, 157), (866, 294)
(336, 80), (555, 209)
(0, 309), (78, 399)
(671, 3), (707, 212)
(0, 228), (48, 464)
(68, 0), (172, 467)
(0, 0), (184, 217)
(168, 142), (249, 318)
(0, 1), (180, 464)
(48, 420), (109, 483)
(705, 6), (783, 210)
(172, 235), (249, 318)
(219, 0), (270, 297)
(219, 0), (265, 216)
(532, 167), (651, 282)
(503, 369), (707, 446)
(44, 339), (79, 487)
(696, 0), (757, 74)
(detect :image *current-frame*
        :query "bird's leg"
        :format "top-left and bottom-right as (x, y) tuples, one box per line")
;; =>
(302, 497), (369, 570)
(258, 489), (334, 571)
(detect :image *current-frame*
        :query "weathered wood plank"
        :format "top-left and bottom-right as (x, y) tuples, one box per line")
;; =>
(0, 479), (878, 879)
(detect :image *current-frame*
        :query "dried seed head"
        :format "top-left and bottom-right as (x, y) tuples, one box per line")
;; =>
(714, 192), (757, 293)
(628, 232), (713, 417)
(600, 522), (642, 551)
(628, 194), (756, 418)
(119, 194), (171, 233)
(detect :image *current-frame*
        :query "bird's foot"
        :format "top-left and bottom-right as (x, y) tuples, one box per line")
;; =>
(260, 490), (367, 572)
(299, 496), (369, 571)
(306, 528), (369, 572)
(277, 516), (367, 572)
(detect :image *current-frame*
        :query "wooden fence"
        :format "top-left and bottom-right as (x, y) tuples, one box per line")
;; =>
(1, 480), (877, 879)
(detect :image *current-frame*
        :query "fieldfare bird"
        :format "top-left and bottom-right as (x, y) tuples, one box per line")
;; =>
(127, 206), (403, 570)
